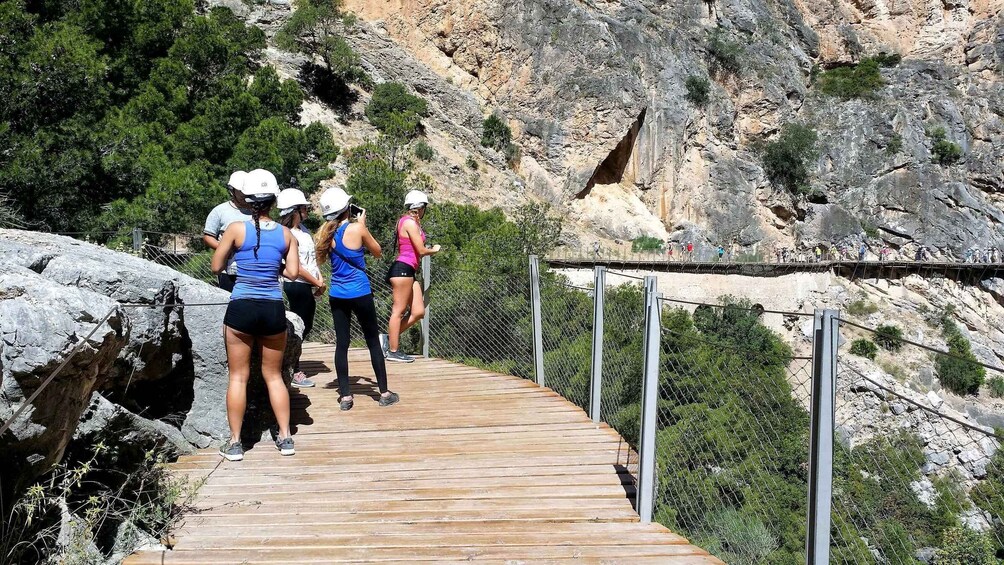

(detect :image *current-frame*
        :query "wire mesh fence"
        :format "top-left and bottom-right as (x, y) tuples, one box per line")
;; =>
(539, 275), (592, 411)
(599, 283), (646, 447)
(651, 298), (814, 564)
(831, 321), (1004, 564)
(426, 252), (534, 379)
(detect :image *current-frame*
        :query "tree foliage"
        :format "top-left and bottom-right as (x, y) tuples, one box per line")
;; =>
(274, 0), (367, 86)
(481, 114), (512, 151)
(761, 123), (818, 195)
(365, 82), (428, 139)
(928, 127), (963, 165)
(0, 1), (337, 234)
(685, 75), (710, 107)
(874, 324), (904, 351)
(850, 338), (878, 360)
(936, 320), (986, 395)
(815, 58), (885, 99)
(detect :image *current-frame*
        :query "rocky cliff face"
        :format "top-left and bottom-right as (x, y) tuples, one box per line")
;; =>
(0, 230), (302, 494)
(309, 0), (1004, 255)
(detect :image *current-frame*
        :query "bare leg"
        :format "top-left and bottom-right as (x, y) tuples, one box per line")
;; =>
(258, 331), (291, 439)
(224, 326), (254, 443)
(388, 276), (414, 351)
(399, 280), (426, 334)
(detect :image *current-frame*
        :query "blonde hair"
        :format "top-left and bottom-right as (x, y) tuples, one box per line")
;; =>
(314, 210), (349, 264)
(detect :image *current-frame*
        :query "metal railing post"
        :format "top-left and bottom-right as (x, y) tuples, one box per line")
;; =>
(589, 266), (606, 423)
(529, 255), (545, 386)
(132, 227), (142, 254)
(636, 275), (660, 522)
(421, 255), (431, 358)
(807, 309), (838, 564)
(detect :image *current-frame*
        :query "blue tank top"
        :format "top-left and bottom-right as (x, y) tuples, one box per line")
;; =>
(231, 221), (286, 301)
(329, 222), (371, 299)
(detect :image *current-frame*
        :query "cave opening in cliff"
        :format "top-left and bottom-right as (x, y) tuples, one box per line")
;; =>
(576, 108), (647, 199)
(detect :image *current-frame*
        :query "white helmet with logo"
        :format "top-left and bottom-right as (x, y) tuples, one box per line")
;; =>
(240, 169), (280, 203)
(277, 188), (310, 216)
(319, 186), (353, 220)
(404, 190), (429, 210)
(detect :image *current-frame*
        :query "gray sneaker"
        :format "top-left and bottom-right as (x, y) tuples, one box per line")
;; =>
(275, 436), (295, 456)
(386, 350), (414, 363)
(379, 333), (389, 357)
(219, 440), (244, 461)
(340, 396), (354, 411)
(379, 392), (400, 407)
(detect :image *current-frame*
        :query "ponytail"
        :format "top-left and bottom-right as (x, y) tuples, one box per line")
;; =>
(315, 220), (338, 265)
(314, 210), (350, 264)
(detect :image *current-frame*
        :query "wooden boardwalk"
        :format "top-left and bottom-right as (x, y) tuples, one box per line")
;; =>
(125, 344), (722, 564)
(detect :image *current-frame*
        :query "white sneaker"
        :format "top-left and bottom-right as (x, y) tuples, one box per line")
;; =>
(379, 333), (389, 358)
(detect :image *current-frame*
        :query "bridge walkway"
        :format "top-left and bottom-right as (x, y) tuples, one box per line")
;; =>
(124, 344), (722, 564)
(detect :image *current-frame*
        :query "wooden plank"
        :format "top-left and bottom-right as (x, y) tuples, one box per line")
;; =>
(124, 344), (720, 565)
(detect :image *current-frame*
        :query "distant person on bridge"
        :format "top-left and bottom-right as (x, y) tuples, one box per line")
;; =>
(716, 245), (725, 261)
(814, 246), (822, 262)
(278, 185), (326, 389)
(315, 186), (399, 411)
(211, 169), (299, 461)
(203, 171), (252, 292)
(858, 242), (867, 261)
(686, 241), (694, 259)
(592, 241), (601, 257)
(383, 190), (440, 364)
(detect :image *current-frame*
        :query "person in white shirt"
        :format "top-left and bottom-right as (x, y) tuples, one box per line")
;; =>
(278, 187), (326, 388)
(203, 171), (253, 291)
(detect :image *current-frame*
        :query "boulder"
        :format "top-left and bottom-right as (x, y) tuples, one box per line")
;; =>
(0, 229), (304, 494)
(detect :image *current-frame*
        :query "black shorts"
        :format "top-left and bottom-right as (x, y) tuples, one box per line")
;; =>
(224, 299), (287, 336)
(386, 260), (417, 281)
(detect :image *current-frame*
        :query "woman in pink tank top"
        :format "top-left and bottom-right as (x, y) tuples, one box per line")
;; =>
(382, 190), (441, 363)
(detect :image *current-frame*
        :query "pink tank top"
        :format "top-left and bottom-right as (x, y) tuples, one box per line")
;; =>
(396, 215), (425, 269)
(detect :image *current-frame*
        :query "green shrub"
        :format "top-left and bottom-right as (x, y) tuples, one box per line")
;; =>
(874, 324), (904, 351)
(504, 143), (521, 167)
(815, 58), (885, 99)
(936, 320), (986, 395)
(696, 509), (778, 565)
(761, 123), (818, 194)
(365, 82), (428, 138)
(685, 76), (710, 106)
(631, 235), (664, 252)
(481, 114), (512, 151)
(872, 52), (902, 67)
(927, 127), (962, 165)
(850, 339), (878, 360)
(885, 133), (903, 155)
(935, 527), (996, 565)
(465, 154), (478, 170)
(413, 140), (435, 161)
(846, 299), (878, 317)
(987, 376), (1004, 398)
(706, 29), (745, 77)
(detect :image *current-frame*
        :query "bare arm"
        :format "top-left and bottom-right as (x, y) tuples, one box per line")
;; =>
(402, 218), (441, 257)
(203, 233), (220, 250)
(211, 224), (241, 274)
(355, 211), (382, 258)
(282, 229), (300, 281)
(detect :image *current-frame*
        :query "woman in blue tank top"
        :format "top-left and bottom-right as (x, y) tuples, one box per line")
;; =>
(314, 186), (398, 411)
(211, 169), (300, 461)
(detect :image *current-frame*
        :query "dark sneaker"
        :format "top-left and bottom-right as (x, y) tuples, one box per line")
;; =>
(379, 392), (400, 407)
(275, 436), (295, 456)
(219, 440), (244, 461)
(379, 334), (389, 358)
(340, 397), (354, 411)
(386, 350), (414, 363)
(291, 371), (314, 388)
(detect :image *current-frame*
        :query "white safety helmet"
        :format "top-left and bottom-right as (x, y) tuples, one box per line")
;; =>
(227, 170), (248, 192)
(240, 169), (280, 203)
(404, 190), (429, 210)
(319, 186), (353, 220)
(277, 188), (310, 217)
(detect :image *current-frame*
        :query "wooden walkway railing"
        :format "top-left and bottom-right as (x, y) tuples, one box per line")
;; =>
(125, 343), (722, 564)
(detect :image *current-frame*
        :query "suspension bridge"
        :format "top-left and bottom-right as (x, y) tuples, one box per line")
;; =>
(123, 345), (723, 564)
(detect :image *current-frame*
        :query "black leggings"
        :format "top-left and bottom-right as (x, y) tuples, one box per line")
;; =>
(329, 294), (388, 397)
(283, 282), (316, 339)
